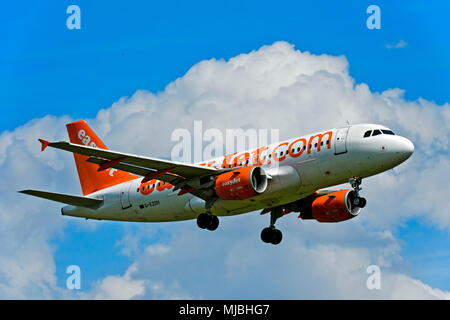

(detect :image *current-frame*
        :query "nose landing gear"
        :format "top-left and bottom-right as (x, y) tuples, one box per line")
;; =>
(349, 177), (367, 208)
(261, 206), (283, 245)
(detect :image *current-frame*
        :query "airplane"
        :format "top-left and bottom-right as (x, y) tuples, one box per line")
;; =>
(20, 120), (414, 245)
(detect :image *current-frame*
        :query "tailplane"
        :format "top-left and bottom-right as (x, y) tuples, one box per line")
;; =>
(66, 120), (136, 195)
(19, 189), (103, 207)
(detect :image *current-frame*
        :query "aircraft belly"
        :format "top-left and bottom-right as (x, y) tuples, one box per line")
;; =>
(128, 189), (199, 222)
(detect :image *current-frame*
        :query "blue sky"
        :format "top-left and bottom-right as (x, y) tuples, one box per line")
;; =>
(1, 1), (450, 297)
(2, 1), (449, 131)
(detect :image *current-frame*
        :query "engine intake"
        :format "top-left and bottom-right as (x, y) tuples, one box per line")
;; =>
(215, 166), (268, 200)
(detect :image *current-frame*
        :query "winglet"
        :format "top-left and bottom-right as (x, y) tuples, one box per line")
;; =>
(38, 139), (51, 152)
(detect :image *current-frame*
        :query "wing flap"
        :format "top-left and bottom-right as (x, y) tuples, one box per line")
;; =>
(19, 189), (103, 207)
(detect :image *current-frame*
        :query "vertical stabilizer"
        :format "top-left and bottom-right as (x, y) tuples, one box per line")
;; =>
(66, 120), (136, 195)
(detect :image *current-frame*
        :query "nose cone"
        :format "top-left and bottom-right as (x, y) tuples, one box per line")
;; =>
(402, 138), (415, 158)
(391, 136), (414, 163)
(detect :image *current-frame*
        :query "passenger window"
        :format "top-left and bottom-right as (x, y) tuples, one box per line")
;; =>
(280, 152), (283, 156)
(363, 130), (371, 138)
(314, 143), (317, 148)
(382, 129), (395, 135)
(372, 129), (382, 136)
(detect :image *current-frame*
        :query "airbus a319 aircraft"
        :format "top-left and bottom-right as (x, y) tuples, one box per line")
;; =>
(20, 120), (414, 245)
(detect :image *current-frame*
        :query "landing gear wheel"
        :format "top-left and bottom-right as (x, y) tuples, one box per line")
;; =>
(197, 213), (219, 231)
(352, 196), (367, 208)
(261, 227), (272, 243)
(197, 213), (210, 229)
(261, 227), (283, 245)
(207, 215), (219, 231)
(270, 229), (283, 245)
(261, 206), (284, 245)
(358, 197), (366, 208)
(349, 177), (366, 208)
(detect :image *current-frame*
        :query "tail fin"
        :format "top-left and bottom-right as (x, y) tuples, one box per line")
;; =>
(66, 120), (136, 195)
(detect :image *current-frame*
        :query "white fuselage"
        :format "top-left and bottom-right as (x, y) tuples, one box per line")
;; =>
(61, 124), (414, 222)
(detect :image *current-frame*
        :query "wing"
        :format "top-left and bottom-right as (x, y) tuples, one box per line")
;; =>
(42, 140), (216, 177)
(39, 140), (220, 199)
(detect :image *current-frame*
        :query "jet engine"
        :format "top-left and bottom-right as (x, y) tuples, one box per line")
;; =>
(298, 189), (363, 222)
(215, 166), (268, 200)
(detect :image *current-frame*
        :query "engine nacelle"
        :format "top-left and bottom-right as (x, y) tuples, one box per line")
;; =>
(215, 166), (268, 200)
(301, 189), (361, 222)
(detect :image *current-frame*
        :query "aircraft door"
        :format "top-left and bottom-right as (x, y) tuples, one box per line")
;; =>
(120, 182), (132, 209)
(334, 127), (349, 155)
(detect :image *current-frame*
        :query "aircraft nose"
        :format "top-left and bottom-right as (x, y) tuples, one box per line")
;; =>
(402, 138), (414, 157)
(393, 137), (414, 161)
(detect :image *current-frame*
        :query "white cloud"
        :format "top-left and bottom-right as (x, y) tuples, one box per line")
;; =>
(87, 265), (146, 300)
(0, 41), (449, 299)
(84, 263), (192, 300)
(111, 217), (449, 299)
(385, 40), (408, 49)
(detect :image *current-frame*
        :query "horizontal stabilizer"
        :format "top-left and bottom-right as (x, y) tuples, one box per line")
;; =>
(19, 189), (103, 207)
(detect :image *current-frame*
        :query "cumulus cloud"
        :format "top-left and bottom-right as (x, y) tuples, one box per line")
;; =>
(111, 217), (449, 299)
(86, 265), (146, 300)
(0, 41), (449, 299)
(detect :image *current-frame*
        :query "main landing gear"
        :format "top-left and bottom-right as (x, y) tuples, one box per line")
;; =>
(349, 177), (367, 208)
(197, 199), (219, 231)
(261, 206), (283, 245)
(197, 213), (219, 231)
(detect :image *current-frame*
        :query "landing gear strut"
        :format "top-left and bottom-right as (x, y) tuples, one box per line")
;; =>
(349, 177), (367, 208)
(261, 206), (283, 245)
(197, 199), (219, 231)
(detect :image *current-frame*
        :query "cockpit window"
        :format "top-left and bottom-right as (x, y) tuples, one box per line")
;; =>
(363, 130), (372, 138)
(381, 129), (395, 135)
(372, 129), (382, 136)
